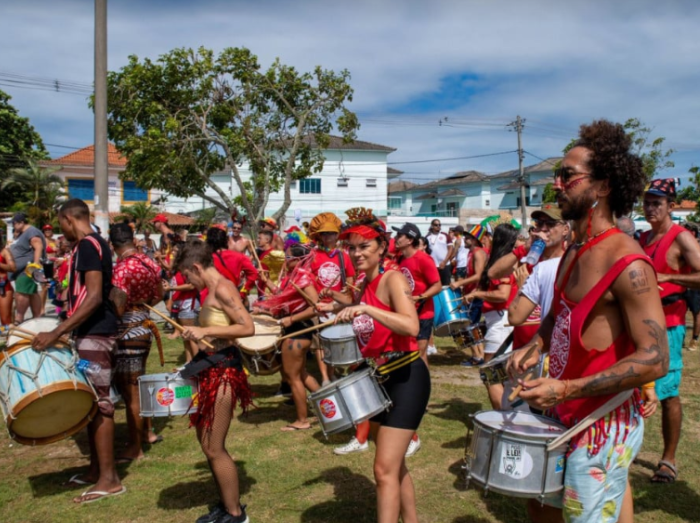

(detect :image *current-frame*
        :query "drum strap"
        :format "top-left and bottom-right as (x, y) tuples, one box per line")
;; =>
(180, 346), (242, 379)
(491, 331), (514, 359)
(376, 351), (420, 375)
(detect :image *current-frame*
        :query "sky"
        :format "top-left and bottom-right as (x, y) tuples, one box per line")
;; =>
(2, 0), (700, 188)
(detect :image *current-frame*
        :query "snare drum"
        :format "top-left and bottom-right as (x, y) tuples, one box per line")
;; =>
(433, 286), (470, 337)
(0, 344), (98, 445)
(308, 368), (391, 437)
(464, 410), (568, 500)
(7, 317), (61, 349)
(237, 315), (282, 376)
(453, 321), (487, 350)
(138, 372), (198, 417)
(319, 324), (363, 367)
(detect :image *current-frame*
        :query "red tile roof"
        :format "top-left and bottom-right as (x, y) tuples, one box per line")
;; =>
(47, 143), (126, 167)
(678, 200), (697, 210)
(108, 211), (194, 226)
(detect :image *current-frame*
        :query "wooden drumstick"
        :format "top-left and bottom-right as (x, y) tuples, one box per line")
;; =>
(291, 282), (316, 308)
(249, 238), (267, 272)
(277, 318), (336, 341)
(345, 282), (361, 293)
(144, 304), (215, 350)
(507, 343), (541, 402)
(10, 326), (71, 345)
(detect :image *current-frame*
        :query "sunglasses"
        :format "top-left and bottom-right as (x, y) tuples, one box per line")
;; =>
(553, 167), (591, 183)
(533, 219), (562, 228)
(431, 222), (440, 227)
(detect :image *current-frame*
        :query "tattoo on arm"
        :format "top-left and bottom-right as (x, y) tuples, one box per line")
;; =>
(629, 269), (651, 295)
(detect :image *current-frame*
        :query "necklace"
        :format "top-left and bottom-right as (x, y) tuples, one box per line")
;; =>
(574, 226), (616, 248)
(119, 247), (138, 260)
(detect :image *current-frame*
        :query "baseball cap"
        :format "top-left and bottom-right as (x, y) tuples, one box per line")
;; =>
(42, 224), (53, 231)
(258, 217), (278, 229)
(12, 212), (28, 224)
(531, 203), (563, 222)
(391, 222), (421, 239)
(152, 214), (168, 224)
(453, 225), (465, 234)
(646, 178), (676, 199)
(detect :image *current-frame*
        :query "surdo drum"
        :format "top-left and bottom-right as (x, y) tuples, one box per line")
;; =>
(6, 317), (61, 349)
(308, 368), (391, 438)
(464, 411), (568, 501)
(236, 315), (282, 376)
(138, 372), (198, 417)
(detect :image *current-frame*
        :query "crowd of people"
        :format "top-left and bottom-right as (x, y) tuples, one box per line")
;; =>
(0, 118), (698, 522)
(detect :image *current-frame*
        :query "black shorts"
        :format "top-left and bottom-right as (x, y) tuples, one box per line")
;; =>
(370, 357), (431, 430)
(686, 289), (700, 316)
(417, 318), (433, 341)
(284, 319), (314, 341)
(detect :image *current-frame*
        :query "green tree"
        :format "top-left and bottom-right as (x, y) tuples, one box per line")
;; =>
(102, 47), (359, 230)
(115, 201), (158, 233)
(1, 160), (66, 225)
(623, 118), (675, 181)
(542, 183), (557, 203)
(0, 89), (49, 210)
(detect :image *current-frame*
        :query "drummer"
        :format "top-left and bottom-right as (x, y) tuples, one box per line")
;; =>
(176, 239), (254, 523)
(32, 198), (123, 503)
(463, 224), (519, 409)
(308, 212), (356, 386)
(320, 207), (429, 523)
(0, 235), (16, 329)
(451, 225), (488, 329)
(256, 230), (321, 431)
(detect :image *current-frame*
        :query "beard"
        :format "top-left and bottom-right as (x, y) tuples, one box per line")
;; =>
(559, 188), (597, 221)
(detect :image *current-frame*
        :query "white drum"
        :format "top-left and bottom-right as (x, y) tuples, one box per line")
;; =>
(7, 317), (61, 349)
(237, 315), (282, 376)
(138, 373), (198, 417)
(464, 410), (568, 500)
(319, 324), (363, 367)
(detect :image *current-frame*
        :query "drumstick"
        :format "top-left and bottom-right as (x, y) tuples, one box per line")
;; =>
(507, 343), (541, 402)
(505, 321), (541, 327)
(345, 282), (361, 293)
(277, 318), (336, 341)
(10, 326), (71, 345)
(249, 238), (267, 272)
(144, 304), (215, 350)
(291, 282), (316, 308)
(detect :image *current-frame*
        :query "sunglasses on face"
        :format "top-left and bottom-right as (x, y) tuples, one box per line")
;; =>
(553, 167), (591, 184)
(534, 219), (562, 228)
(431, 222), (440, 227)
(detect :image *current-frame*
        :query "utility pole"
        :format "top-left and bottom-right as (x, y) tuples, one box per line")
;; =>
(508, 115), (528, 229)
(93, 0), (109, 237)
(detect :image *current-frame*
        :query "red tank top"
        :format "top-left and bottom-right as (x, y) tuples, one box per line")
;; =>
(352, 271), (418, 359)
(640, 224), (690, 328)
(463, 247), (484, 294)
(549, 229), (648, 451)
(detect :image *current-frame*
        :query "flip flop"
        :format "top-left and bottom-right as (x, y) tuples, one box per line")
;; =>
(280, 424), (312, 432)
(146, 434), (164, 444)
(74, 486), (127, 504)
(63, 474), (94, 488)
(115, 456), (138, 465)
(651, 460), (678, 483)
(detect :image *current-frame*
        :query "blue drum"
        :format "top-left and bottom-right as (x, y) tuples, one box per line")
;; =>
(433, 286), (470, 337)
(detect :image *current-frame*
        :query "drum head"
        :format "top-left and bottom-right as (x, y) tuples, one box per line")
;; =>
(237, 315), (281, 353)
(8, 317), (61, 348)
(10, 387), (95, 440)
(319, 323), (355, 341)
(473, 411), (565, 438)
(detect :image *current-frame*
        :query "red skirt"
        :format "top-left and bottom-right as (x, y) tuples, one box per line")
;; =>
(189, 365), (252, 431)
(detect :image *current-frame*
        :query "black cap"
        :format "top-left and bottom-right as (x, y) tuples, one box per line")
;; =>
(392, 222), (421, 239)
(453, 225), (465, 234)
(12, 212), (28, 224)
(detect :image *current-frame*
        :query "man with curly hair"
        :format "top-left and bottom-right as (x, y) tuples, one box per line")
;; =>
(639, 179), (700, 484)
(508, 119), (668, 522)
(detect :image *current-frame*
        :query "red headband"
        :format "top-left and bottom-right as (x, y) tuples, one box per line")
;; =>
(339, 225), (382, 240)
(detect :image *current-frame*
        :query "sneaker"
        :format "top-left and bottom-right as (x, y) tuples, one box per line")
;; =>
(196, 502), (226, 523)
(405, 437), (421, 457)
(426, 345), (438, 356)
(688, 339), (699, 352)
(461, 358), (485, 367)
(215, 505), (249, 523)
(334, 437), (369, 455)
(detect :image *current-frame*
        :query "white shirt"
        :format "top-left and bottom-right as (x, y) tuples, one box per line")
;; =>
(455, 237), (468, 268)
(426, 231), (452, 265)
(520, 256), (562, 319)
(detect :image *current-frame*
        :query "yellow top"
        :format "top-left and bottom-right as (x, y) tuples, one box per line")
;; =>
(198, 306), (232, 351)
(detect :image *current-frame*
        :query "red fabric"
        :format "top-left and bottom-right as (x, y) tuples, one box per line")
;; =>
(463, 246), (484, 294)
(255, 257), (316, 318)
(513, 323), (539, 348)
(352, 270), (418, 359)
(189, 362), (252, 431)
(172, 272), (198, 304)
(0, 253), (7, 283)
(339, 224), (382, 240)
(212, 249), (258, 292)
(550, 245), (650, 452)
(481, 275), (517, 313)
(311, 249), (356, 300)
(513, 244), (528, 260)
(112, 253), (161, 308)
(398, 250), (440, 320)
(640, 224), (691, 328)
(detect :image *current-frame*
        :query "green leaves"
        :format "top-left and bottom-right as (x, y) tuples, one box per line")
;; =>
(102, 46), (359, 225)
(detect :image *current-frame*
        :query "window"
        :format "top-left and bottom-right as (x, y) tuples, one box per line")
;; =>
(299, 178), (321, 194)
(290, 181), (297, 190)
(431, 204), (438, 213)
(388, 197), (402, 209)
(516, 196), (531, 206)
(122, 181), (148, 202)
(484, 199), (490, 207)
(366, 178), (377, 188)
(68, 178), (95, 201)
(446, 202), (458, 217)
(337, 177), (348, 187)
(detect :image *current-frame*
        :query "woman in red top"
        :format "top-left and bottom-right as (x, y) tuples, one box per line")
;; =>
(0, 236), (16, 327)
(320, 208), (427, 523)
(464, 223), (519, 409)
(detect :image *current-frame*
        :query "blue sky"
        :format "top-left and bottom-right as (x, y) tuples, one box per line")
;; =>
(1, 0), (699, 186)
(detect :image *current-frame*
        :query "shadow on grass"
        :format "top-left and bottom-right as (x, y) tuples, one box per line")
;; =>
(430, 397), (482, 428)
(157, 460), (255, 510)
(630, 467), (700, 522)
(300, 466), (376, 523)
(28, 464), (133, 498)
(425, 346), (470, 367)
(237, 396), (296, 425)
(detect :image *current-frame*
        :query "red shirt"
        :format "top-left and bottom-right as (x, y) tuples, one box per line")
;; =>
(112, 253), (161, 308)
(172, 272), (198, 306)
(311, 249), (356, 298)
(398, 250), (440, 320)
(481, 275), (517, 313)
(212, 250), (258, 293)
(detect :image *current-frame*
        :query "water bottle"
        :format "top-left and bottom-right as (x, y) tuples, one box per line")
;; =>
(77, 359), (102, 377)
(48, 281), (56, 300)
(525, 239), (546, 265)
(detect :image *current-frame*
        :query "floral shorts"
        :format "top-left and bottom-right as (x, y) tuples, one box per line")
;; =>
(546, 411), (644, 523)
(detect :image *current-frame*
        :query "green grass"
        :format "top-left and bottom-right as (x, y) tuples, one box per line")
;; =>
(1, 328), (700, 522)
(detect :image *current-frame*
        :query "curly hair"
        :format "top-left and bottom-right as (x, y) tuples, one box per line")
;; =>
(573, 119), (645, 217)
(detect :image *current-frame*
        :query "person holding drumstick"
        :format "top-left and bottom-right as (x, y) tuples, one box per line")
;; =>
(175, 239), (254, 523)
(256, 231), (321, 432)
(319, 207), (428, 523)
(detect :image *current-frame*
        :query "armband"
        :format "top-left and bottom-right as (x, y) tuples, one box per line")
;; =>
(642, 381), (655, 390)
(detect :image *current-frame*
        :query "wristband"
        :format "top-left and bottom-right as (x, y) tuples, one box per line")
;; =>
(642, 381), (655, 390)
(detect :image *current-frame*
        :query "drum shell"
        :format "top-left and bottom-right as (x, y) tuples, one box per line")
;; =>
(0, 344), (98, 445)
(138, 373), (198, 417)
(308, 368), (391, 437)
(319, 324), (363, 367)
(433, 286), (470, 337)
(237, 315), (282, 376)
(465, 411), (567, 498)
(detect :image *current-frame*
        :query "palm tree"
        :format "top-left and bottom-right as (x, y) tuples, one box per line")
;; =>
(2, 160), (66, 224)
(116, 201), (158, 232)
